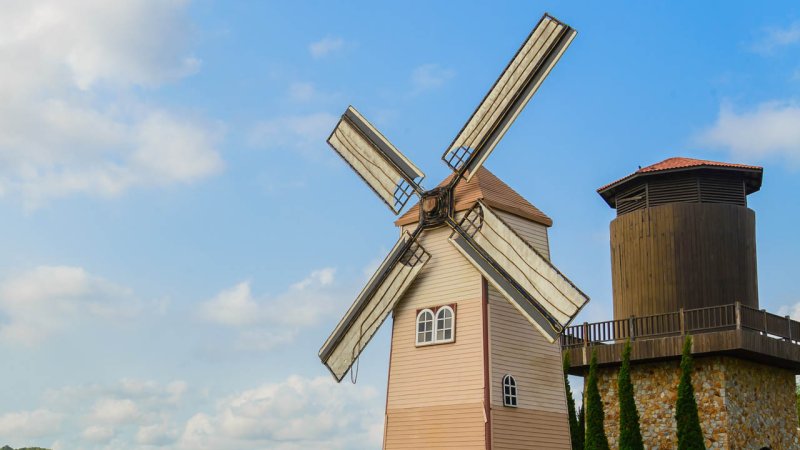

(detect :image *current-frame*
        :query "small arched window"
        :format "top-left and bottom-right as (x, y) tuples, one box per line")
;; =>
(416, 309), (434, 345)
(436, 306), (454, 343)
(502, 374), (517, 407)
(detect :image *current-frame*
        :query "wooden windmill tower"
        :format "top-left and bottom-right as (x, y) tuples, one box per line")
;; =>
(319, 14), (589, 449)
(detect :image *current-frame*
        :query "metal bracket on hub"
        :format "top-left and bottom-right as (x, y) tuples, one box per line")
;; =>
(419, 187), (453, 229)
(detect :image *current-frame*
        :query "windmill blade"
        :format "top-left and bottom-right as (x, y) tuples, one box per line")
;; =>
(448, 202), (588, 342)
(328, 106), (425, 214)
(319, 231), (431, 381)
(442, 14), (576, 181)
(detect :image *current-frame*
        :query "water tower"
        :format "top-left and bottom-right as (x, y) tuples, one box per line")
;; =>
(564, 157), (800, 449)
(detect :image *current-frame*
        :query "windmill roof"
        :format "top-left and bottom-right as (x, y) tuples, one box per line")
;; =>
(395, 167), (553, 227)
(597, 156), (763, 207)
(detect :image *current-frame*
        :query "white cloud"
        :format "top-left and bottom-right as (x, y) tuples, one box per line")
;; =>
(198, 268), (340, 351)
(177, 376), (382, 450)
(200, 268), (336, 328)
(778, 302), (800, 320)
(137, 420), (180, 446)
(751, 21), (800, 55)
(82, 425), (115, 443)
(0, 409), (62, 439)
(45, 378), (189, 410)
(411, 63), (455, 93)
(0, 0), (222, 206)
(248, 113), (338, 158)
(0, 265), (141, 345)
(697, 101), (800, 164)
(4, 375), (382, 450)
(90, 398), (141, 425)
(309, 36), (345, 58)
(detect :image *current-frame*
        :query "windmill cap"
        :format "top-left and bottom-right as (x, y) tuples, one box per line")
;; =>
(395, 167), (553, 227)
(597, 157), (763, 208)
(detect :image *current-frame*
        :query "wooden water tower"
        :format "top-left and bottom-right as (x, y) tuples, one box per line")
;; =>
(563, 157), (800, 449)
(598, 157), (762, 319)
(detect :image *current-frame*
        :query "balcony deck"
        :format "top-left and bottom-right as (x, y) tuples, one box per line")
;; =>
(561, 302), (800, 375)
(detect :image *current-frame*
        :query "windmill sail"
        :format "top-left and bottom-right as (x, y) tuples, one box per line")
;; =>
(319, 232), (431, 381)
(442, 14), (577, 181)
(328, 106), (425, 214)
(449, 202), (588, 342)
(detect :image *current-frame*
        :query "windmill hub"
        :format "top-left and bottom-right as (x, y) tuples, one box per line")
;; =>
(419, 187), (452, 228)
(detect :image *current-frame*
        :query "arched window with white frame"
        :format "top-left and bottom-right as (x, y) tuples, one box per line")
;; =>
(502, 374), (518, 407)
(416, 309), (434, 345)
(435, 306), (454, 343)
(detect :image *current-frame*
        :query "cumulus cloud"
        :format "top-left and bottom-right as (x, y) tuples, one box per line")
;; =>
(136, 420), (180, 446)
(0, 409), (61, 440)
(0, 265), (141, 345)
(90, 398), (142, 425)
(309, 36), (345, 58)
(248, 113), (338, 158)
(697, 101), (800, 164)
(411, 63), (455, 93)
(750, 21), (800, 55)
(177, 376), (382, 450)
(81, 425), (115, 444)
(13, 376), (380, 450)
(0, 0), (223, 206)
(41, 378), (187, 446)
(200, 268), (336, 327)
(778, 302), (800, 320)
(198, 269), (339, 351)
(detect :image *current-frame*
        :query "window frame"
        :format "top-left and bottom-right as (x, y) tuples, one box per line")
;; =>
(414, 304), (457, 347)
(435, 305), (455, 344)
(415, 308), (435, 346)
(502, 374), (518, 407)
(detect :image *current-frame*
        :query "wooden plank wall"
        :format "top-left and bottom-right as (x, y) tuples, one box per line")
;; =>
(385, 225), (486, 449)
(488, 211), (571, 449)
(488, 284), (571, 449)
(496, 210), (550, 259)
(610, 202), (758, 321)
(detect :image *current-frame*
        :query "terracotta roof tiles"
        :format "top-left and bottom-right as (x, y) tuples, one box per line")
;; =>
(598, 157), (763, 193)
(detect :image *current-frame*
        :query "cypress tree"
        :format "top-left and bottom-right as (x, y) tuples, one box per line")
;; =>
(675, 336), (705, 450)
(578, 404), (586, 448)
(563, 351), (581, 450)
(618, 340), (644, 450)
(584, 349), (609, 450)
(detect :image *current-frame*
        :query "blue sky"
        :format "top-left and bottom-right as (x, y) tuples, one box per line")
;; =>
(1, 1), (799, 449)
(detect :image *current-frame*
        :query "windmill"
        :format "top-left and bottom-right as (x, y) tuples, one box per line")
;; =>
(319, 13), (589, 448)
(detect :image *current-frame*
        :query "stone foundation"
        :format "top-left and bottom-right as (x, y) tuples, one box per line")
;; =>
(594, 356), (798, 449)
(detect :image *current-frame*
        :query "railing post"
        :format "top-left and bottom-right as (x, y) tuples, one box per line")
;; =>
(735, 301), (741, 330)
(679, 308), (685, 336)
(628, 316), (636, 341)
(762, 309), (768, 335)
(786, 315), (792, 342)
(582, 321), (589, 365)
(582, 322), (589, 348)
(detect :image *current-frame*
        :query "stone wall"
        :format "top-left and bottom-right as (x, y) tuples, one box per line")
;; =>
(725, 358), (798, 449)
(593, 356), (798, 449)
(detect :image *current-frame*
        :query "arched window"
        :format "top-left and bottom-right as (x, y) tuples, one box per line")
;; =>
(416, 309), (434, 345)
(436, 306), (454, 343)
(502, 374), (517, 407)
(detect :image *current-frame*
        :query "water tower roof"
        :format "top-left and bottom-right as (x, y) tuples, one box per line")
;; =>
(597, 157), (763, 207)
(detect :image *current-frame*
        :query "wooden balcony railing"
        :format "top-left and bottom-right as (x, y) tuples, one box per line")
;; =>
(561, 302), (800, 349)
